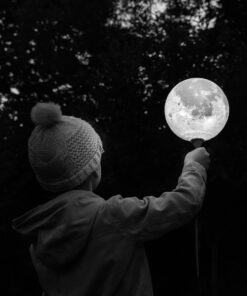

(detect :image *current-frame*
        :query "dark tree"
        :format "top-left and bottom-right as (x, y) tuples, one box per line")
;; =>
(1, 1), (247, 295)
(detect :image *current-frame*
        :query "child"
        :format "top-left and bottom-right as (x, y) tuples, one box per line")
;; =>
(12, 102), (210, 296)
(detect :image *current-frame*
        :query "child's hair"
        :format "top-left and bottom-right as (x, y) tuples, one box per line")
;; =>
(28, 102), (103, 193)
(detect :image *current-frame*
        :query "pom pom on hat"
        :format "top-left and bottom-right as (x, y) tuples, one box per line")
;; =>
(31, 102), (62, 128)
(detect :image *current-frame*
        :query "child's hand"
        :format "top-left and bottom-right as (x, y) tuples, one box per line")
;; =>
(184, 147), (210, 170)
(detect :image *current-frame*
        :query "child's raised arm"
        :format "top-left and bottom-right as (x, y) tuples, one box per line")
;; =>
(104, 148), (209, 242)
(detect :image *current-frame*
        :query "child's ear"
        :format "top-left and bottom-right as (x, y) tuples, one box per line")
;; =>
(91, 170), (100, 180)
(91, 171), (97, 178)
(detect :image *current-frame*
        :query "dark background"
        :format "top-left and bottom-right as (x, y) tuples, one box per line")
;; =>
(0, 0), (247, 295)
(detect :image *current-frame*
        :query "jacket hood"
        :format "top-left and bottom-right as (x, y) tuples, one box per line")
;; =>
(12, 190), (104, 269)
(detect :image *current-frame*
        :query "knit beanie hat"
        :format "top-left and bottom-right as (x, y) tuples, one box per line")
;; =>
(28, 102), (103, 193)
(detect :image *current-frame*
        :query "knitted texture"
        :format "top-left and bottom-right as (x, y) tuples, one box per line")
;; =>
(28, 104), (103, 193)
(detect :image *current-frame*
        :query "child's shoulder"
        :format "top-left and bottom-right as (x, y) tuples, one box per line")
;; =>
(56, 189), (106, 208)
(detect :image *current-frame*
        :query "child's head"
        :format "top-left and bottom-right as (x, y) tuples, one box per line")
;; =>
(28, 102), (103, 193)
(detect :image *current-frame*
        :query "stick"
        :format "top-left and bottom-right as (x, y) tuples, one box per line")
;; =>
(191, 138), (204, 148)
(191, 138), (204, 290)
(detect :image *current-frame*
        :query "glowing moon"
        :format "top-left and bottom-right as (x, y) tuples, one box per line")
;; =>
(164, 78), (229, 141)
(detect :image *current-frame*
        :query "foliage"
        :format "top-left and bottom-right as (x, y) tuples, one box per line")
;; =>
(1, 0), (247, 295)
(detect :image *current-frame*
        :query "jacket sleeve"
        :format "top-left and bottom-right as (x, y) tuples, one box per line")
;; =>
(105, 161), (207, 242)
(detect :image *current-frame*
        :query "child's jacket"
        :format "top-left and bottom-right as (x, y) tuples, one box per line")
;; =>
(12, 161), (206, 296)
